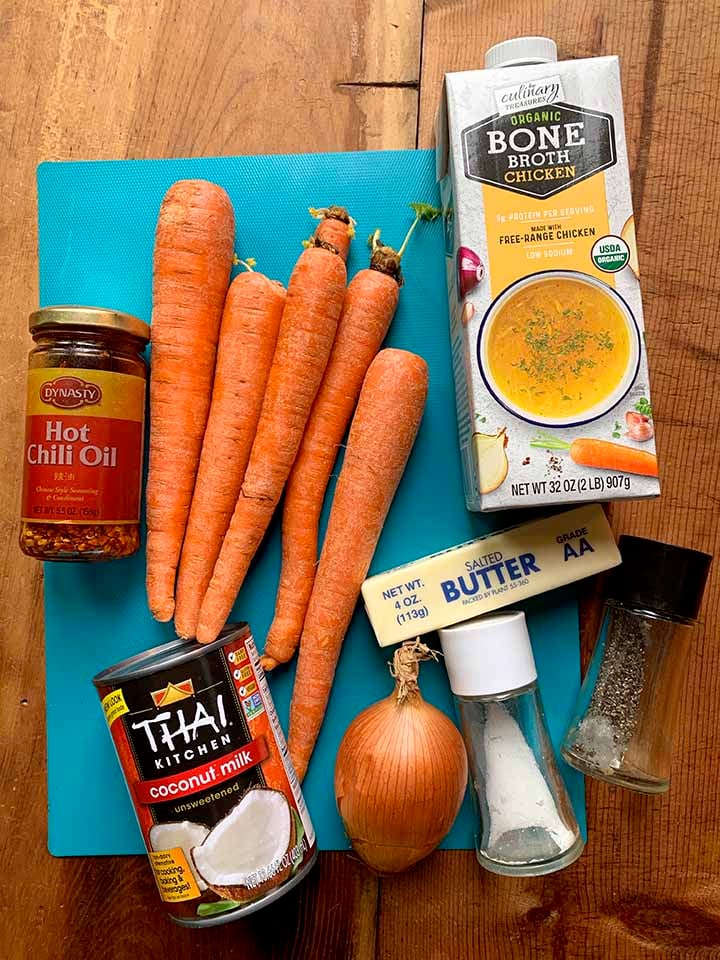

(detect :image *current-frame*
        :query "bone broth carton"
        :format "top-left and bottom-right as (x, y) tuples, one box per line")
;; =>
(436, 37), (660, 511)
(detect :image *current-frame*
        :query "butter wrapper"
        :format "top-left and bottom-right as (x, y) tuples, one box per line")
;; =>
(362, 504), (619, 647)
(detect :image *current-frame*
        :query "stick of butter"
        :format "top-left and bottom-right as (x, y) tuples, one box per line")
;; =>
(361, 505), (620, 647)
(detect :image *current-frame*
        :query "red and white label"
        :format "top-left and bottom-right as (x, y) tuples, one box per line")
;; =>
(22, 368), (145, 524)
(133, 737), (269, 804)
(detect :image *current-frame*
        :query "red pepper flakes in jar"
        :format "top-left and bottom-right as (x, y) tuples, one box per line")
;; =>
(20, 306), (149, 561)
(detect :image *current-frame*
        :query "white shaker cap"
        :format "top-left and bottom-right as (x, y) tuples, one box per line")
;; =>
(439, 611), (537, 697)
(485, 36), (558, 69)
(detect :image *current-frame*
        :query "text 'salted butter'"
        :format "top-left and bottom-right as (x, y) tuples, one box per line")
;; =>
(361, 505), (620, 647)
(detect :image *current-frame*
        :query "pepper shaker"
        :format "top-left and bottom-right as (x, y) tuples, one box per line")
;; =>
(562, 536), (712, 793)
(439, 611), (584, 877)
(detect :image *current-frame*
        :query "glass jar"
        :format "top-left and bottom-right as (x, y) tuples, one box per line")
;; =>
(20, 306), (149, 561)
(562, 536), (712, 793)
(440, 611), (584, 876)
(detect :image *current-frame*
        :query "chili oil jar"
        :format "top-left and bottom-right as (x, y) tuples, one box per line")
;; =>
(20, 306), (149, 561)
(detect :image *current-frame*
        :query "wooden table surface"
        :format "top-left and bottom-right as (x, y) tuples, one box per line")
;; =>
(2, 1), (719, 957)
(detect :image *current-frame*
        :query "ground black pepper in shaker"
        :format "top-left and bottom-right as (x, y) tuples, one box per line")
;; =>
(562, 536), (712, 793)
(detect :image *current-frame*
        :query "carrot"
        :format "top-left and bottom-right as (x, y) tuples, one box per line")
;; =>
(262, 203), (440, 672)
(146, 180), (235, 622)
(530, 433), (659, 476)
(261, 270), (397, 671)
(173, 266), (287, 639)
(288, 348), (429, 781)
(309, 207), (354, 261)
(569, 438), (658, 475)
(195, 244), (348, 644)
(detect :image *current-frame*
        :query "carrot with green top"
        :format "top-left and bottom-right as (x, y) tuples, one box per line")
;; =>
(288, 348), (429, 781)
(530, 433), (659, 476)
(174, 262), (287, 639)
(146, 180), (235, 622)
(195, 239), (349, 645)
(262, 203), (440, 672)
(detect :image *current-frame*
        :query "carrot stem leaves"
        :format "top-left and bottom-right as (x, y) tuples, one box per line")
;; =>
(234, 257), (256, 272)
(397, 202), (441, 259)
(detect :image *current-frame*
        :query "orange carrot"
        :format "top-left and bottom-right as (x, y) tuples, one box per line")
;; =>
(262, 218), (431, 671)
(530, 433), (659, 476)
(309, 207), (354, 261)
(195, 245), (348, 644)
(569, 438), (658, 476)
(146, 180), (235, 622)
(288, 348), (429, 781)
(173, 267), (287, 639)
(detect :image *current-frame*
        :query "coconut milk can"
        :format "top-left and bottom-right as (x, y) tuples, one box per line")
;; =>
(93, 623), (317, 926)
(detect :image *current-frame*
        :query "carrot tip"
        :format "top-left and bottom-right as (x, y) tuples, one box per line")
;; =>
(195, 622), (216, 645)
(149, 600), (175, 622)
(369, 243), (403, 285)
(308, 205), (352, 224)
(260, 654), (279, 672)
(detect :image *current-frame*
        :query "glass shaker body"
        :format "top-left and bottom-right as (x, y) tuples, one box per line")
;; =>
(456, 682), (584, 876)
(562, 600), (695, 793)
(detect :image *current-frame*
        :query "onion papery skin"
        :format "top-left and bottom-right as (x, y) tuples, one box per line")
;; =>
(334, 691), (468, 874)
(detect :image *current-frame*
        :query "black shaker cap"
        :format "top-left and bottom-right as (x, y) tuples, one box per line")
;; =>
(608, 535), (712, 622)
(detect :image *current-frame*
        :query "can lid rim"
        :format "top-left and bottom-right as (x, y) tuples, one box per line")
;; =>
(92, 623), (250, 686)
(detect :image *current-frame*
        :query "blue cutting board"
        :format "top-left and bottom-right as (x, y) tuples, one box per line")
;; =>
(38, 149), (585, 856)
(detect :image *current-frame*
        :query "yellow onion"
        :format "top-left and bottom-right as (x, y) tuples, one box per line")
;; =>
(334, 640), (468, 873)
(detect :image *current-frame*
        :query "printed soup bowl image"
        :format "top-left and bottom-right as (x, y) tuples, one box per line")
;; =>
(477, 270), (641, 428)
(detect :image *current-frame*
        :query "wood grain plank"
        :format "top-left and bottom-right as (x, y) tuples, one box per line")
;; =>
(395, 1), (720, 958)
(418, 0), (660, 173)
(0, 0), (421, 956)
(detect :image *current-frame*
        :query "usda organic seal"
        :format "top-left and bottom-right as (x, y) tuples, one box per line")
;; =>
(591, 235), (630, 273)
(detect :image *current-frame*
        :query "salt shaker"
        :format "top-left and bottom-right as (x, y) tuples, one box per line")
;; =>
(439, 611), (584, 877)
(562, 536), (711, 793)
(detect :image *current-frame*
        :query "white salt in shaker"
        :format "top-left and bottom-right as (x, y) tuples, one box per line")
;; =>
(439, 611), (584, 876)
